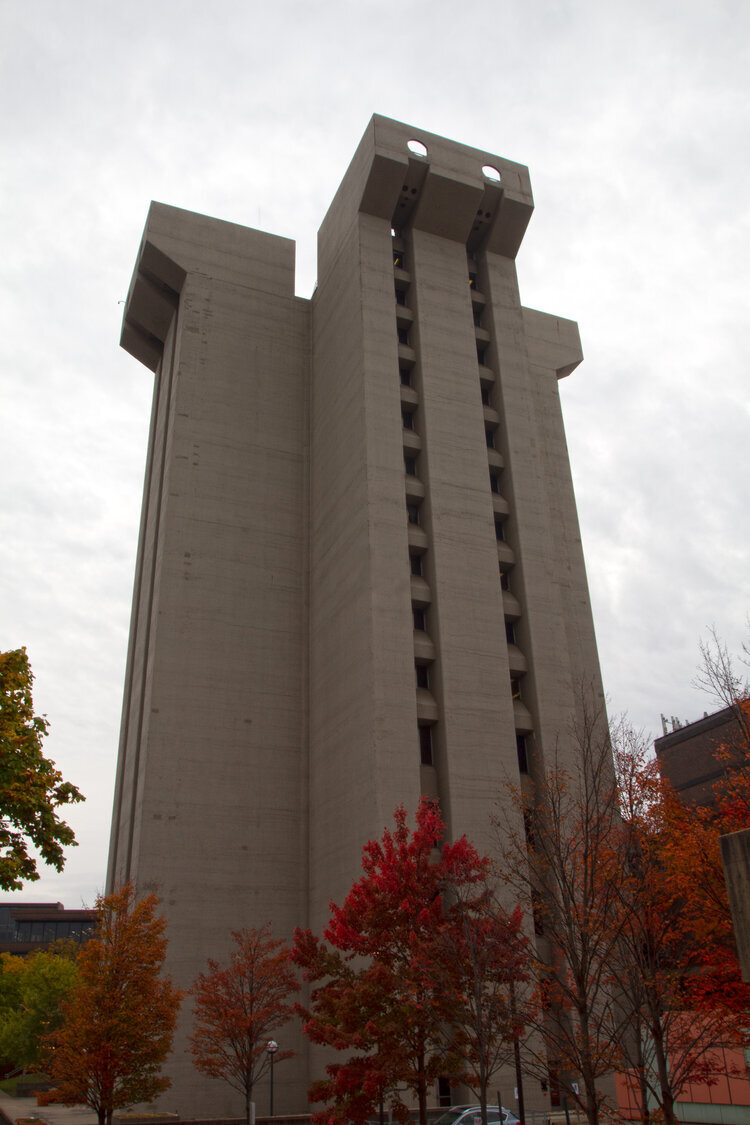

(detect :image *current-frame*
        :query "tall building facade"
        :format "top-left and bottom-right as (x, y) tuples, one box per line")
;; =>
(108, 116), (605, 1117)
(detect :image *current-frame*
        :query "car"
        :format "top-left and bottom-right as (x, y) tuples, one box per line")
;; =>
(433, 1105), (521, 1125)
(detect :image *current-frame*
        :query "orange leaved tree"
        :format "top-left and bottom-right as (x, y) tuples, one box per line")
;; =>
(189, 926), (299, 1125)
(41, 884), (181, 1125)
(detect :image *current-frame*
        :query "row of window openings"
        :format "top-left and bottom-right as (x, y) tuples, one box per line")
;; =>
(407, 497), (505, 534)
(400, 332), (488, 367)
(395, 251), (482, 299)
(419, 722), (528, 776)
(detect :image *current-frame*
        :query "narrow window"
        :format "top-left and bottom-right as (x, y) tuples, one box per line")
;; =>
(511, 678), (521, 700)
(410, 553), (423, 576)
(481, 386), (490, 406)
(469, 272), (478, 289)
(473, 307), (483, 327)
(486, 429), (495, 449)
(399, 366), (412, 386)
(477, 345), (486, 366)
(437, 1077), (452, 1107)
(407, 504), (420, 525)
(490, 472), (499, 494)
(416, 664), (429, 690)
(505, 621), (516, 644)
(516, 734), (528, 773)
(499, 569), (510, 591)
(404, 455), (417, 476)
(394, 251), (405, 269)
(495, 518), (505, 541)
(413, 609), (426, 631)
(398, 327), (410, 345)
(395, 287), (406, 306)
(402, 409), (414, 430)
(419, 725), (433, 765)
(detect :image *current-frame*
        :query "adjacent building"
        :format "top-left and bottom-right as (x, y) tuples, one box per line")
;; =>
(107, 115), (606, 1117)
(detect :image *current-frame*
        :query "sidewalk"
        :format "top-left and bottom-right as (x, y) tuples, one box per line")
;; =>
(0, 1090), (97, 1125)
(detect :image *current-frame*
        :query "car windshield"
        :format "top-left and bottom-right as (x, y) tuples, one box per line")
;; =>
(433, 1111), (471, 1125)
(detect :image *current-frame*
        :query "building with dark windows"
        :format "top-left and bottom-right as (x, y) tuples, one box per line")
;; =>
(107, 116), (606, 1118)
(656, 705), (747, 807)
(0, 902), (95, 954)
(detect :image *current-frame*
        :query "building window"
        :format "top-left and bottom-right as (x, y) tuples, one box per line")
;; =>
(400, 366), (412, 386)
(413, 609), (426, 631)
(407, 503), (420, 525)
(490, 472), (499, 494)
(495, 518), (505, 541)
(404, 454), (417, 476)
(416, 664), (429, 689)
(469, 272), (478, 289)
(486, 429), (495, 449)
(395, 287), (406, 306)
(437, 1077), (452, 1107)
(511, 678), (522, 700)
(481, 386), (490, 406)
(499, 568), (510, 591)
(477, 345), (486, 365)
(394, 250), (405, 269)
(410, 553), (423, 576)
(505, 622), (516, 644)
(398, 327), (410, 345)
(516, 734), (528, 773)
(419, 725), (433, 765)
(473, 307), (483, 327)
(402, 409), (414, 430)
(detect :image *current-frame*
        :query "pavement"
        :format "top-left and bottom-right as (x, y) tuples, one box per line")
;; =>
(0, 1090), (98, 1125)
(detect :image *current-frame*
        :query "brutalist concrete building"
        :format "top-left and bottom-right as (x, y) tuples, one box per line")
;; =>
(108, 116), (605, 1117)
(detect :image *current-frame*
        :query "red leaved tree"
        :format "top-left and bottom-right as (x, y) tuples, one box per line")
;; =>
(41, 884), (181, 1125)
(189, 926), (299, 1125)
(608, 732), (750, 1125)
(293, 799), (501, 1125)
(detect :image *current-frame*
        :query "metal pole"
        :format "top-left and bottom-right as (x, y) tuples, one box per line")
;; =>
(510, 981), (525, 1125)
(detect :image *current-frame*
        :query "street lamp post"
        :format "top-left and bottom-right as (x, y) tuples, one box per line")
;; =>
(266, 1039), (278, 1117)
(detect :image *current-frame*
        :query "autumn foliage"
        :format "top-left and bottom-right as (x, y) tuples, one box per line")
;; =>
(189, 926), (299, 1125)
(293, 799), (526, 1125)
(0, 647), (83, 889)
(41, 884), (181, 1125)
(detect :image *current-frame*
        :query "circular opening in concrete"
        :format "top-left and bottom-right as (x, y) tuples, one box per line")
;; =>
(407, 139), (428, 158)
(482, 164), (502, 182)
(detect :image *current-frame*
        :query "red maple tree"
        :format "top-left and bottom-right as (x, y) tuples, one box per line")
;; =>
(40, 884), (181, 1125)
(189, 926), (299, 1125)
(293, 799), (518, 1125)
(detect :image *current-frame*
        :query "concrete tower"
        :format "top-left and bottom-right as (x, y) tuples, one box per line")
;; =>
(108, 116), (605, 1118)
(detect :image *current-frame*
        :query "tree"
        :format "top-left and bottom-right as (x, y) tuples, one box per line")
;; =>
(433, 885), (530, 1125)
(0, 948), (78, 1072)
(494, 691), (624, 1125)
(40, 884), (182, 1125)
(0, 647), (83, 889)
(293, 799), (494, 1125)
(189, 926), (299, 1125)
(607, 731), (750, 1125)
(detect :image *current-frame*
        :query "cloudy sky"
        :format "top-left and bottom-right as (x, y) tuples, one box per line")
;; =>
(1, 0), (748, 908)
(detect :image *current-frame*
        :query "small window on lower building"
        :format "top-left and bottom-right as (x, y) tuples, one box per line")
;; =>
(419, 724), (433, 765)
(516, 734), (528, 773)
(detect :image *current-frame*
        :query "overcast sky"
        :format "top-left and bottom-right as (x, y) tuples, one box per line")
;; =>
(1, 0), (748, 908)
